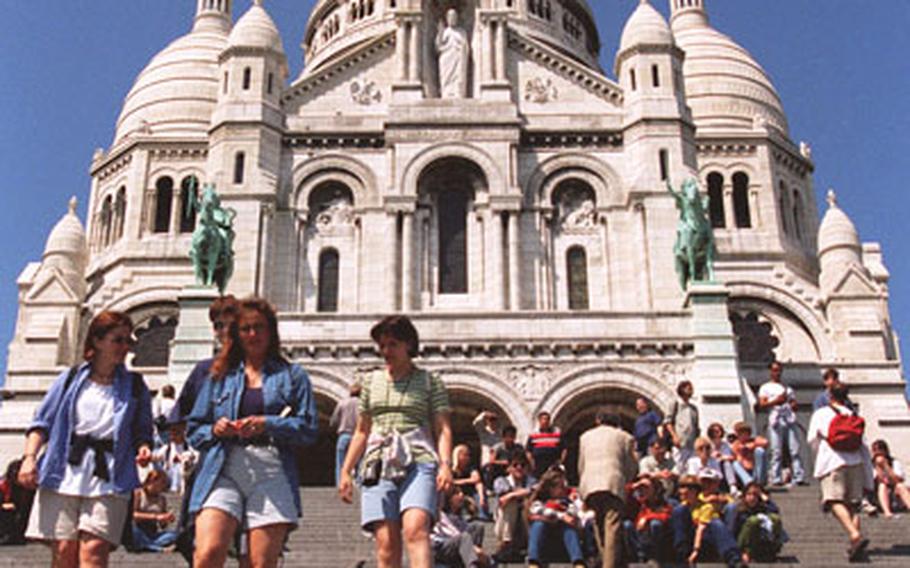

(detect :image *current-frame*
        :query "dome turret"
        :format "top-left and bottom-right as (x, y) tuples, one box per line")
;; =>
(818, 190), (863, 293)
(41, 197), (87, 283)
(228, 0), (284, 54)
(669, 0), (788, 134)
(619, 0), (673, 54)
(113, 3), (231, 145)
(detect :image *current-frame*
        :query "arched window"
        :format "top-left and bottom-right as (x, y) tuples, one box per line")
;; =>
(267, 72), (274, 95)
(317, 248), (340, 312)
(179, 176), (199, 233)
(792, 190), (803, 241)
(778, 181), (789, 235)
(658, 149), (669, 181)
(233, 152), (245, 184)
(438, 190), (469, 294)
(154, 177), (173, 233)
(100, 196), (113, 247)
(242, 67), (252, 90)
(566, 246), (589, 310)
(223, 71), (229, 94)
(707, 172), (725, 228)
(732, 172), (751, 228)
(630, 68), (637, 91)
(651, 64), (660, 88)
(114, 187), (126, 241)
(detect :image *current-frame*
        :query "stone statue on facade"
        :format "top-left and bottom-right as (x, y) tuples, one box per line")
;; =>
(188, 183), (237, 294)
(667, 178), (716, 291)
(435, 8), (469, 99)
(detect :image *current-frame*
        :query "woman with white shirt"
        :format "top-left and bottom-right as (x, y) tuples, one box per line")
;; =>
(18, 311), (154, 567)
(871, 439), (910, 518)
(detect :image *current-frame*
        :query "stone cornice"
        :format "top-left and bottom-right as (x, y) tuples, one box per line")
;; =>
(284, 132), (385, 148)
(521, 130), (622, 149)
(92, 139), (208, 177)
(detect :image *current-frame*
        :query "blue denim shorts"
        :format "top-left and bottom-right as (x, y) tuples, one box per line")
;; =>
(360, 462), (438, 530)
(201, 445), (298, 530)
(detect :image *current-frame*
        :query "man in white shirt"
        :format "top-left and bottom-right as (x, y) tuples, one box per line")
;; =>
(758, 361), (805, 486)
(807, 384), (872, 561)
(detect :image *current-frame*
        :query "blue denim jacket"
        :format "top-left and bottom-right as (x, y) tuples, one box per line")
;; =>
(28, 362), (154, 495)
(187, 359), (318, 517)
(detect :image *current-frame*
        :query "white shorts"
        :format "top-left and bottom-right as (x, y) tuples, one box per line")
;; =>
(26, 487), (130, 545)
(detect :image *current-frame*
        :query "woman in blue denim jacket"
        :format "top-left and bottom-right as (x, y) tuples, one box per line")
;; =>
(18, 311), (154, 567)
(188, 298), (318, 568)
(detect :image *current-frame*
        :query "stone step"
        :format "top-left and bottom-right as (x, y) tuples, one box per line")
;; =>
(1, 486), (907, 567)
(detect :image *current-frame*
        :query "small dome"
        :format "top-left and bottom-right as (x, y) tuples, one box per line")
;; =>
(113, 26), (228, 144)
(619, 0), (673, 53)
(818, 190), (861, 259)
(228, 0), (283, 54)
(43, 197), (87, 273)
(672, 11), (788, 134)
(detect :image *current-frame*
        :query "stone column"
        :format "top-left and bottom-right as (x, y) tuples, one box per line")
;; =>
(508, 210), (520, 310)
(723, 187), (735, 229)
(495, 18), (507, 81)
(749, 189), (760, 228)
(408, 19), (421, 83)
(484, 19), (495, 82)
(396, 22), (408, 81)
(489, 209), (505, 309)
(256, 202), (274, 297)
(401, 210), (415, 311)
(296, 214), (308, 311)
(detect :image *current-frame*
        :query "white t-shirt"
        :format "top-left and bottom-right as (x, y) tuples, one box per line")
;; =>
(57, 381), (120, 497)
(806, 403), (868, 480)
(684, 456), (723, 477)
(759, 381), (796, 426)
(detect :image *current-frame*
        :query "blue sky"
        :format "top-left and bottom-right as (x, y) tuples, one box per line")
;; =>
(0, 1), (908, 382)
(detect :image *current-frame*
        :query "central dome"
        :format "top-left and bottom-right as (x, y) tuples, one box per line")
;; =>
(299, 0), (601, 77)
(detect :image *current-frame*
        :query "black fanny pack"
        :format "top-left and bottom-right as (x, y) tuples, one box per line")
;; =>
(68, 434), (114, 482)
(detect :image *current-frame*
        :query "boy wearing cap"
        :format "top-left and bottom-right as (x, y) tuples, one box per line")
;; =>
(671, 473), (744, 567)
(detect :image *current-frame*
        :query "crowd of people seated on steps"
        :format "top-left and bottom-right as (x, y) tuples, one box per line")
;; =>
(0, 294), (905, 567)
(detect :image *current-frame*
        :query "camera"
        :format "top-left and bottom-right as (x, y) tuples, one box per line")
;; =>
(362, 458), (382, 487)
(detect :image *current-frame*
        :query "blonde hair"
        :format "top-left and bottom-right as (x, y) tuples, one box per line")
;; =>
(452, 444), (470, 469)
(694, 436), (712, 452)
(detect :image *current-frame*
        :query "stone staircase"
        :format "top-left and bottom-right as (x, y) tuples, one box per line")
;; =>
(1, 485), (908, 567)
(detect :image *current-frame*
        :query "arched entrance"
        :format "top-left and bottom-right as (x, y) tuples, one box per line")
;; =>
(552, 387), (660, 485)
(448, 388), (517, 468)
(298, 392), (340, 487)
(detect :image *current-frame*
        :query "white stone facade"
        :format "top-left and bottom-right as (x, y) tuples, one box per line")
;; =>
(3, 0), (907, 477)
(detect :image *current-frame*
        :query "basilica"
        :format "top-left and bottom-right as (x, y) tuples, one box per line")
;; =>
(4, 0), (907, 483)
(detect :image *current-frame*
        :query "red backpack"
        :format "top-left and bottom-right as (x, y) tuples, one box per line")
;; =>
(827, 406), (865, 452)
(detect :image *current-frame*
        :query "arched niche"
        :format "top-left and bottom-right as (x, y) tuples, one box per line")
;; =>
(292, 154), (377, 212)
(402, 142), (503, 199)
(526, 153), (620, 209)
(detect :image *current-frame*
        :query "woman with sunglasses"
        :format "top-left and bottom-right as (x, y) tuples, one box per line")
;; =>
(19, 311), (154, 567)
(188, 297), (318, 568)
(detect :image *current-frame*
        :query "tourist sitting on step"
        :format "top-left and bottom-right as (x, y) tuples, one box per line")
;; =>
(18, 311), (154, 566)
(338, 315), (453, 568)
(487, 425), (525, 499)
(639, 439), (677, 497)
(452, 444), (486, 521)
(526, 467), (587, 568)
(871, 439), (910, 518)
(491, 455), (535, 562)
(683, 437), (726, 484)
(187, 298), (319, 568)
(707, 423), (740, 495)
(129, 469), (177, 552)
(806, 384), (873, 562)
(0, 458), (35, 545)
(730, 422), (768, 487)
(431, 485), (495, 568)
(669, 473), (745, 567)
(622, 473), (673, 563)
(723, 482), (785, 563)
